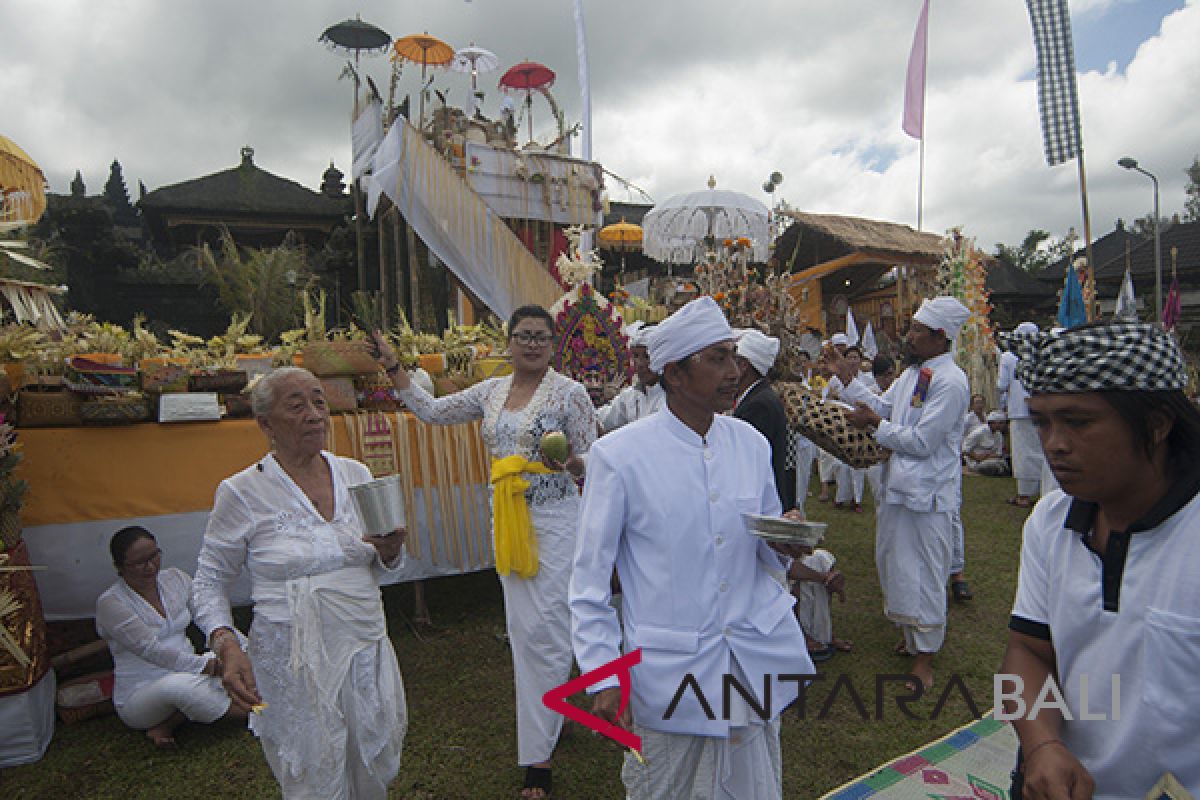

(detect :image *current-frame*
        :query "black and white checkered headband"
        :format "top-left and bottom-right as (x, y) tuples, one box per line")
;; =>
(1000, 321), (1187, 394)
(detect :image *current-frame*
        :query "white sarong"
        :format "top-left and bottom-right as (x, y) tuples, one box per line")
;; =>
(875, 504), (953, 631)
(250, 565), (406, 800)
(622, 716), (782, 800)
(1010, 417), (1044, 496)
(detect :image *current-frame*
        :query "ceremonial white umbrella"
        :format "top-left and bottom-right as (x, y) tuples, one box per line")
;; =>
(450, 44), (499, 92)
(642, 176), (770, 265)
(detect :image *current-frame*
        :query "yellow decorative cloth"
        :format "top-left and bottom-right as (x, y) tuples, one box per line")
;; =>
(489, 455), (554, 579)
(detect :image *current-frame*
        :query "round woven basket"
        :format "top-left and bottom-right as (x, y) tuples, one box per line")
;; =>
(776, 381), (890, 469)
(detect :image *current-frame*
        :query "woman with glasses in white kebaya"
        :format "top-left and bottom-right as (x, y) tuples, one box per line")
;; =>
(371, 305), (596, 800)
(95, 526), (247, 748)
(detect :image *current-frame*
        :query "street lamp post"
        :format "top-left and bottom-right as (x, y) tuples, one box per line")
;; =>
(1117, 157), (1162, 324)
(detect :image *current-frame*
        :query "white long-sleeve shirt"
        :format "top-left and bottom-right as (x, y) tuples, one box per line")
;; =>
(997, 350), (1031, 419)
(570, 406), (812, 737)
(841, 351), (969, 513)
(963, 425), (1005, 459)
(596, 381), (665, 433)
(192, 452), (402, 636)
(96, 567), (217, 709)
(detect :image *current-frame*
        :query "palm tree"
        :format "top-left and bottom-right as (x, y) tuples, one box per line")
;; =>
(193, 227), (311, 341)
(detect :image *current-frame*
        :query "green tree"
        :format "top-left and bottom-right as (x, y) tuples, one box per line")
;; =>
(993, 229), (1073, 273)
(194, 227), (311, 341)
(1185, 155), (1200, 223)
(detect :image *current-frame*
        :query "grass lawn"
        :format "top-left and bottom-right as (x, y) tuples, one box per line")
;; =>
(8, 474), (1032, 799)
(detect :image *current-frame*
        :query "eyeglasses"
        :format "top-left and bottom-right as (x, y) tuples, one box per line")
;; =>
(122, 549), (162, 569)
(511, 332), (553, 347)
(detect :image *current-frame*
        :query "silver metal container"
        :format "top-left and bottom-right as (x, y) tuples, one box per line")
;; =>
(349, 475), (406, 536)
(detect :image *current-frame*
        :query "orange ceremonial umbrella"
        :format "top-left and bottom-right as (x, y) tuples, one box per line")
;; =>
(1, 134), (47, 227)
(597, 219), (643, 252)
(597, 219), (644, 274)
(392, 32), (455, 80)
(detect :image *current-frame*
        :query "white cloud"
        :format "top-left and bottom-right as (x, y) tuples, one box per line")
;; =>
(2, 0), (1196, 253)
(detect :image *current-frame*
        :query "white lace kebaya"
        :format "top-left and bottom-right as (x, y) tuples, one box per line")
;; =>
(192, 452), (407, 800)
(397, 369), (597, 767)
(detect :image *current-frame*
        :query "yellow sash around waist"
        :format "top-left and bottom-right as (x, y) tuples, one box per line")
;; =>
(489, 455), (554, 579)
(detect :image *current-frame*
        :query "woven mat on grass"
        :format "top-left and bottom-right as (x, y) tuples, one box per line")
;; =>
(821, 714), (1018, 800)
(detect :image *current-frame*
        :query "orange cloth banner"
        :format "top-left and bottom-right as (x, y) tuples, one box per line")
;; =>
(16, 414), (489, 528)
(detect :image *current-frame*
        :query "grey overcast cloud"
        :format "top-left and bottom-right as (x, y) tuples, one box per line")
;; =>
(2, 0), (1197, 251)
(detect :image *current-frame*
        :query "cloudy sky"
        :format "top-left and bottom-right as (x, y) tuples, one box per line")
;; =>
(3, 0), (1196, 251)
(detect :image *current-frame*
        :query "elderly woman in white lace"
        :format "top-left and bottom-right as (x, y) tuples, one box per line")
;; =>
(192, 367), (408, 800)
(371, 305), (596, 800)
(95, 526), (247, 749)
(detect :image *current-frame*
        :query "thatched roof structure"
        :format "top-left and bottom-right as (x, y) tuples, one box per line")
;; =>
(775, 211), (944, 269)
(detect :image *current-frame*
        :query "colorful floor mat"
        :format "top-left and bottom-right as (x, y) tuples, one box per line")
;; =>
(821, 715), (1018, 800)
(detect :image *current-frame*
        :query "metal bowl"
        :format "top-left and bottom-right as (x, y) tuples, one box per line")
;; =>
(742, 513), (826, 546)
(349, 475), (406, 536)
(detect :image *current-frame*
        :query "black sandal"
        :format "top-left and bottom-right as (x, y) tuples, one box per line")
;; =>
(951, 580), (974, 602)
(522, 766), (552, 799)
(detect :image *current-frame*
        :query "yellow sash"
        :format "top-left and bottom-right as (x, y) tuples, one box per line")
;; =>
(489, 455), (554, 578)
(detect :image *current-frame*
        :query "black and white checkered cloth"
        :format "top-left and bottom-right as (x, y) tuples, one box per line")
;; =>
(1026, 0), (1082, 166)
(1000, 321), (1187, 394)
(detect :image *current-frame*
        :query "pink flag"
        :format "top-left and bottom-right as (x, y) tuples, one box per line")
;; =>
(902, 0), (930, 139)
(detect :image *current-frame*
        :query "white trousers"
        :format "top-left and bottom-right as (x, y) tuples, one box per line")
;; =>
(950, 511), (965, 575)
(117, 671), (231, 730)
(1010, 417), (1045, 496)
(499, 502), (577, 766)
(792, 435), (816, 513)
(793, 550), (836, 645)
(622, 716), (783, 800)
(834, 463), (865, 505)
(817, 449), (837, 483)
(866, 464), (883, 504)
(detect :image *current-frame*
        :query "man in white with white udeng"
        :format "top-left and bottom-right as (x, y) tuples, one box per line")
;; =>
(570, 296), (813, 800)
(827, 296), (971, 691)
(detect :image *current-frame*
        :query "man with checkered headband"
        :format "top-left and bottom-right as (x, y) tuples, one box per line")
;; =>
(999, 320), (1200, 800)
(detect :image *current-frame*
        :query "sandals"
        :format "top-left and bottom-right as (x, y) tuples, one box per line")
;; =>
(521, 766), (552, 799)
(951, 580), (974, 602)
(807, 645), (834, 663)
(1007, 496), (1034, 508)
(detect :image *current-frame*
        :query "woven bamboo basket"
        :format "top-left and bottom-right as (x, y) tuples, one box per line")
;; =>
(80, 396), (152, 426)
(56, 671), (115, 724)
(303, 341), (379, 377)
(319, 377), (359, 412)
(16, 389), (83, 428)
(221, 393), (253, 418)
(776, 381), (890, 469)
(189, 369), (248, 394)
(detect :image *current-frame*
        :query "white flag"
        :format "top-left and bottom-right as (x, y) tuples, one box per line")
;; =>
(1114, 268), (1138, 320)
(352, 96), (383, 180)
(862, 322), (878, 360)
(845, 307), (860, 346)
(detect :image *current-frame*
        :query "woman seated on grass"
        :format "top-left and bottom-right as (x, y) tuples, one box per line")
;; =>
(95, 526), (247, 748)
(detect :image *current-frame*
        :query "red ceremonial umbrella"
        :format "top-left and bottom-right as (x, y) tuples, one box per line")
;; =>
(499, 61), (556, 144)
